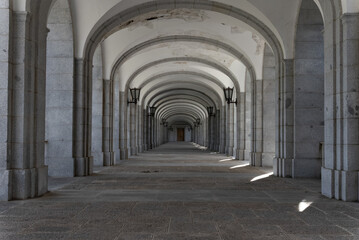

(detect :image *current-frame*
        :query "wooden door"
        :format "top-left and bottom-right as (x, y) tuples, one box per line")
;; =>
(177, 128), (185, 141)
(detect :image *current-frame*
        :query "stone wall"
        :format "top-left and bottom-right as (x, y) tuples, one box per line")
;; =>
(262, 44), (276, 166)
(45, 0), (74, 177)
(293, 0), (324, 178)
(91, 46), (104, 166)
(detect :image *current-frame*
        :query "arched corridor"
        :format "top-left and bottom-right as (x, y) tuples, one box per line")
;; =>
(1, 0), (359, 237)
(1, 142), (359, 239)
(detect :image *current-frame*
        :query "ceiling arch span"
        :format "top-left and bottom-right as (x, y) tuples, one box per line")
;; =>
(79, 0), (285, 61)
(161, 109), (204, 122)
(140, 79), (224, 106)
(109, 35), (258, 80)
(154, 94), (215, 111)
(138, 71), (227, 90)
(142, 84), (223, 109)
(127, 62), (238, 94)
(156, 101), (208, 119)
(123, 57), (240, 92)
(166, 114), (198, 127)
(149, 91), (218, 110)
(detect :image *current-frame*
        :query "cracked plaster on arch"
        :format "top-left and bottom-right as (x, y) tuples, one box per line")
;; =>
(126, 8), (210, 31)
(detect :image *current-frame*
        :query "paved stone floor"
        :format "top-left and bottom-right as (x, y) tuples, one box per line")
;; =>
(1, 142), (359, 240)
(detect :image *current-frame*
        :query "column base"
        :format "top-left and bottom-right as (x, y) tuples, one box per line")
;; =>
(251, 152), (262, 167)
(75, 157), (93, 177)
(115, 149), (121, 164)
(120, 148), (128, 160)
(0, 169), (11, 201)
(103, 151), (115, 166)
(273, 158), (292, 178)
(219, 144), (226, 154)
(322, 167), (358, 202)
(4, 166), (48, 200)
(227, 146), (234, 157)
(236, 149), (245, 160)
(130, 147), (137, 156)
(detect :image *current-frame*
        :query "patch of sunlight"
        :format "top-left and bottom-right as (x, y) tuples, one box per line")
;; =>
(219, 158), (233, 162)
(298, 199), (313, 212)
(230, 163), (250, 169)
(192, 143), (207, 150)
(250, 172), (273, 182)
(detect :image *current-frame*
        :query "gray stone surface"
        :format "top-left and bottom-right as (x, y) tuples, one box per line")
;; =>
(1, 142), (359, 239)
(293, 0), (324, 178)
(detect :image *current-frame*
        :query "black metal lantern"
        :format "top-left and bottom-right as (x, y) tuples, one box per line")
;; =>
(128, 88), (141, 104)
(161, 119), (167, 125)
(193, 122), (197, 128)
(164, 122), (168, 127)
(196, 118), (201, 125)
(223, 87), (237, 105)
(207, 107), (214, 116)
(149, 106), (157, 116)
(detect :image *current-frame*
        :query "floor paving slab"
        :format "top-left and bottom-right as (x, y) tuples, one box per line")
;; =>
(0, 142), (358, 239)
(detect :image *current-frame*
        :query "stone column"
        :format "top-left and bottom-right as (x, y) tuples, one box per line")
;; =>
(215, 110), (220, 151)
(0, 4), (12, 200)
(137, 105), (142, 153)
(220, 106), (226, 153)
(148, 115), (153, 149)
(226, 103), (235, 156)
(143, 109), (147, 151)
(251, 80), (263, 166)
(322, 14), (359, 201)
(193, 125), (197, 143)
(152, 118), (157, 148)
(102, 80), (114, 166)
(129, 103), (137, 155)
(0, 11), (48, 200)
(209, 116), (215, 150)
(237, 93), (246, 160)
(119, 92), (128, 159)
(73, 58), (93, 177)
(274, 60), (294, 177)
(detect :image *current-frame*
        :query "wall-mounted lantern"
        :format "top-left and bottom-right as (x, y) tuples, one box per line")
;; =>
(193, 122), (198, 128)
(149, 106), (157, 117)
(223, 87), (237, 105)
(196, 118), (201, 125)
(207, 107), (215, 116)
(128, 88), (141, 104)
